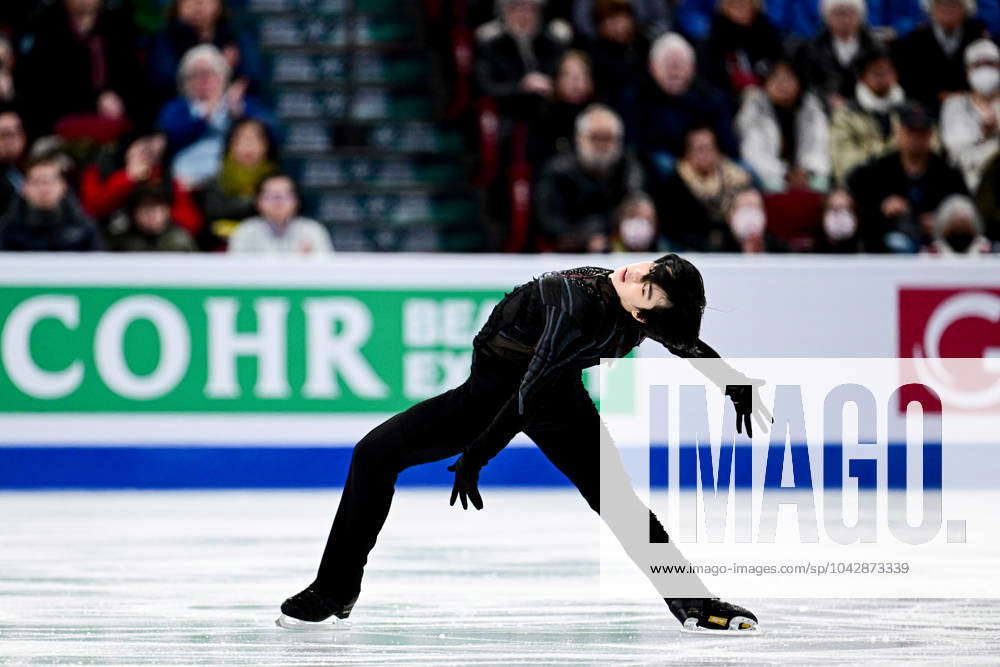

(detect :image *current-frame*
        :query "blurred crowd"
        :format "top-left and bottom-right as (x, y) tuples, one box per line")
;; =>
(0, 0), (332, 255)
(469, 0), (1000, 255)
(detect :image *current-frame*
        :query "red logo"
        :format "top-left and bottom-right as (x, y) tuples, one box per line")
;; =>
(898, 288), (1000, 413)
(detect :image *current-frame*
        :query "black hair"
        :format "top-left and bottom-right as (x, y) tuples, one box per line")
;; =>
(224, 117), (278, 162)
(634, 253), (706, 352)
(255, 172), (298, 198)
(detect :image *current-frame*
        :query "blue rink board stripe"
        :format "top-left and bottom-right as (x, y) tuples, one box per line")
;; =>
(0, 444), (940, 489)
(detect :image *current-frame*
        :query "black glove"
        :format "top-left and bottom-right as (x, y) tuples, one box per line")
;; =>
(725, 383), (754, 437)
(447, 454), (484, 510)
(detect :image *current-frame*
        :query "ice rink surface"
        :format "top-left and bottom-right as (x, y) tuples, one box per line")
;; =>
(2, 489), (999, 665)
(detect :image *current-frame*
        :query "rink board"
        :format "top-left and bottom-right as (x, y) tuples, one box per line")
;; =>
(1, 253), (999, 488)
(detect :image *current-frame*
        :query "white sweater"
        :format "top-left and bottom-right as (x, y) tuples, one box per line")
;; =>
(227, 216), (334, 255)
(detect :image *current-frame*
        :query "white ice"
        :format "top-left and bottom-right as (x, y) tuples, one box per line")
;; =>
(1, 489), (998, 665)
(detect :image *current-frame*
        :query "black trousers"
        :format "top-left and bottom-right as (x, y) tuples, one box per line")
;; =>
(313, 350), (677, 604)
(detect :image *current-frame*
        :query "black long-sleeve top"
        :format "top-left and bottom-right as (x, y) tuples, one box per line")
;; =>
(466, 266), (718, 466)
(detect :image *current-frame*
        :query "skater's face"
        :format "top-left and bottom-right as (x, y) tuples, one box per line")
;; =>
(610, 261), (671, 322)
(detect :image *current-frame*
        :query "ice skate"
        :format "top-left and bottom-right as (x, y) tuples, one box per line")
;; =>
(667, 598), (760, 635)
(275, 584), (357, 630)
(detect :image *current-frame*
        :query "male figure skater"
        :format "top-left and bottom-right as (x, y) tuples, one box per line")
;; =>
(277, 255), (767, 633)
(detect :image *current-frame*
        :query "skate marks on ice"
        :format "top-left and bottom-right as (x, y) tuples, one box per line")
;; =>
(1, 489), (998, 665)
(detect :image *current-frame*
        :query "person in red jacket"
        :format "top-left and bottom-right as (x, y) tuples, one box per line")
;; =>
(79, 132), (202, 236)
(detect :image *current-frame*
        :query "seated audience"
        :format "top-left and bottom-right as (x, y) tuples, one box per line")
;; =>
(228, 174), (333, 254)
(15, 0), (143, 139)
(701, 0), (783, 99)
(530, 50), (595, 165)
(0, 153), (100, 251)
(0, 107), (26, 215)
(798, 0), (882, 111)
(474, 0), (567, 121)
(198, 118), (279, 228)
(941, 39), (1000, 191)
(534, 104), (645, 252)
(829, 47), (908, 184)
(572, 0), (671, 43)
(726, 187), (771, 253)
(586, 0), (650, 134)
(735, 58), (831, 193)
(817, 188), (861, 252)
(638, 32), (737, 179)
(610, 192), (661, 252)
(148, 0), (264, 105)
(79, 132), (202, 234)
(659, 125), (752, 251)
(923, 193), (995, 253)
(157, 44), (275, 189)
(973, 148), (1000, 240)
(106, 185), (197, 252)
(892, 0), (989, 115)
(847, 103), (968, 252)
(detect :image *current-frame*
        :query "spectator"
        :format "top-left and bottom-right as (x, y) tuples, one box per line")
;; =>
(228, 174), (333, 254)
(659, 125), (751, 251)
(639, 32), (737, 180)
(892, 0), (989, 115)
(610, 192), (661, 252)
(735, 58), (831, 193)
(726, 187), (769, 253)
(0, 107), (27, 215)
(585, 0), (650, 134)
(817, 188), (861, 251)
(106, 185), (197, 252)
(148, 0), (264, 105)
(530, 50), (594, 164)
(534, 104), (645, 252)
(798, 0), (882, 111)
(79, 132), (203, 234)
(198, 117), (279, 229)
(924, 193), (995, 252)
(941, 39), (1000, 190)
(474, 0), (567, 121)
(847, 102), (968, 252)
(0, 153), (100, 251)
(701, 0), (783, 99)
(973, 148), (1000, 239)
(157, 44), (275, 189)
(571, 0), (671, 42)
(15, 0), (144, 139)
(0, 35), (15, 104)
(829, 47), (908, 184)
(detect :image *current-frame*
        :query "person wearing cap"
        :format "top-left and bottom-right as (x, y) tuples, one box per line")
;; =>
(798, 0), (881, 112)
(846, 101), (968, 252)
(829, 46), (911, 184)
(734, 56), (830, 193)
(892, 0), (989, 115)
(940, 38), (1000, 190)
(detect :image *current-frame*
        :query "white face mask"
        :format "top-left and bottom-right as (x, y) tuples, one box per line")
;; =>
(970, 65), (1000, 94)
(730, 206), (765, 241)
(823, 209), (857, 240)
(619, 216), (656, 250)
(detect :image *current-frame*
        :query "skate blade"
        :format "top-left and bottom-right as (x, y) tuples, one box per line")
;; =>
(274, 614), (347, 631)
(679, 616), (761, 636)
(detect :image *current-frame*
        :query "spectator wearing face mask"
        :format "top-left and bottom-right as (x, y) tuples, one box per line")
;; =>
(817, 189), (861, 252)
(725, 188), (772, 253)
(923, 193), (995, 253)
(659, 125), (751, 251)
(941, 39), (1000, 191)
(892, 0), (989, 115)
(829, 48), (911, 185)
(848, 102), (969, 252)
(735, 58), (831, 193)
(534, 104), (645, 252)
(639, 32), (737, 180)
(530, 50), (595, 165)
(610, 192), (661, 252)
(798, 0), (881, 112)
(0, 152), (100, 251)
